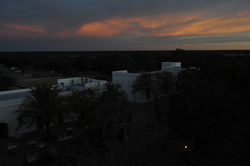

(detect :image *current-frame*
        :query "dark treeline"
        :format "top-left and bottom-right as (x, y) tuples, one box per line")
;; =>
(0, 51), (171, 75)
(0, 50), (250, 76)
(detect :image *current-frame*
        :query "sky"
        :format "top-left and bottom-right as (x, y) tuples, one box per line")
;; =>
(0, 0), (250, 51)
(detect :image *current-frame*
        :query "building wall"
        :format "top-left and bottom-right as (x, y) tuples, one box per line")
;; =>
(57, 78), (79, 86)
(84, 81), (107, 90)
(162, 67), (182, 74)
(0, 88), (30, 95)
(57, 77), (107, 90)
(161, 62), (182, 74)
(0, 91), (77, 137)
(0, 77), (107, 137)
(112, 62), (182, 103)
(161, 62), (181, 67)
(0, 98), (37, 137)
(112, 71), (146, 103)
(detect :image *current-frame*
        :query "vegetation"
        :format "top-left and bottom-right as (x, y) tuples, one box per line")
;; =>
(0, 51), (170, 78)
(16, 83), (69, 139)
(36, 84), (146, 166)
(132, 71), (174, 101)
(169, 69), (244, 152)
(65, 88), (98, 122)
(129, 51), (250, 165)
(2, 50), (250, 165)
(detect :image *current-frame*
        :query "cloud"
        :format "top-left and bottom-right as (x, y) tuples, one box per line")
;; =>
(169, 12), (250, 36)
(0, 24), (46, 39)
(77, 19), (129, 37)
(76, 12), (250, 37)
(0, 24), (45, 34)
(0, 0), (250, 51)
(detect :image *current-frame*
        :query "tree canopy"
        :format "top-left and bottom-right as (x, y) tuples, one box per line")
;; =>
(168, 69), (244, 152)
(16, 83), (67, 138)
(132, 71), (175, 101)
(65, 88), (98, 121)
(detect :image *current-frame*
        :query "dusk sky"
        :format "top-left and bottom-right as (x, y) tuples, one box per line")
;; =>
(0, 0), (250, 51)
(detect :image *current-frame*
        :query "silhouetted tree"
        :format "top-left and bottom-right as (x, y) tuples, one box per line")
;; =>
(168, 69), (244, 153)
(133, 53), (159, 72)
(65, 88), (98, 123)
(132, 71), (175, 101)
(217, 119), (250, 166)
(16, 83), (67, 138)
(72, 55), (92, 72)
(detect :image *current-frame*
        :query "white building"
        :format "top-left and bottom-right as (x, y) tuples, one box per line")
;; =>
(57, 77), (107, 91)
(112, 62), (182, 103)
(0, 77), (107, 138)
(161, 62), (182, 74)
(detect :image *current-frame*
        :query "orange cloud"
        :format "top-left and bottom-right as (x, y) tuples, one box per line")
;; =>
(77, 13), (203, 37)
(56, 30), (75, 37)
(77, 12), (250, 37)
(183, 43), (209, 46)
(183, 43), (193, 46)
(0, 24), (46, 34)
(77, 18), (134, 37)
(170, 12), (250, 36)
(0, 24), (46, 39)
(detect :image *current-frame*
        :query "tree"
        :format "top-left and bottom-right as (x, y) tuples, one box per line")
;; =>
(38, 83), (140, 166)
(132, 71), (175, 101)
(65, 88), (98, 124)
(132, 53), (160, 72)
(167, 69), (244, 153)
(82, 83), (150, 166)
(116, 54), (135, 71)
(131, 71), (176, 155)
(56, 58), (72, 75)
(16, 83), (67, 139)
(72, 55), (92, 72)
(217, 119), (250, 166)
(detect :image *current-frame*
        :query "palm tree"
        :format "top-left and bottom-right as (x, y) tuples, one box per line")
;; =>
(16, 83), (66, 139)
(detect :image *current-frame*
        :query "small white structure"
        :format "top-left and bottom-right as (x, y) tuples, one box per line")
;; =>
(0, 77), (107, 137)
(112, 62), (182, 103)
(161, 62), (182, 74)
(10, 67), (17, 71)
(57, 77), (107, 91)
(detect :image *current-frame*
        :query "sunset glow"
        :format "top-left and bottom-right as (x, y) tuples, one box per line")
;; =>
(0, 24), (46, 39)
(0, 0), (249, 51)
(0, 24), (46, 34)
(77, 12), (250, 37)
(77, 18), (133, 37)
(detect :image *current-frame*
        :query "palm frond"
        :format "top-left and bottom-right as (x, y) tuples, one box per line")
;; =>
(16, 83), (64, 135)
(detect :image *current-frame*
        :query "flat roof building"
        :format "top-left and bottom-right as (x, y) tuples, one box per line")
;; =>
(0, 77), (107, 138)
(112, 62), (182, 103)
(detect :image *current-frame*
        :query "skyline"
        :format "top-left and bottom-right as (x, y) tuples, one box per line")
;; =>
(0, 0), (250, 51)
